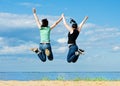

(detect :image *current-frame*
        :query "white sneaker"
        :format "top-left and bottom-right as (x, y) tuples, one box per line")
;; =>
(75, 50), (83, 55)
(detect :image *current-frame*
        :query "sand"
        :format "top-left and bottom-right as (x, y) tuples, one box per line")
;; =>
(0, 81), (120, 86)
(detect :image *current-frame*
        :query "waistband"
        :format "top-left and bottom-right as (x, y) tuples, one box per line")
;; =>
(68, 43), (76, 48)
(40, 43), (50, 44)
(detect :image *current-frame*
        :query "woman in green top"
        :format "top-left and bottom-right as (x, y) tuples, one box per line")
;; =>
(31, 8), (62, 62)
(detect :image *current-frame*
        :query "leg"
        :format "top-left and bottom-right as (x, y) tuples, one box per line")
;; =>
(37, 51), (46, 62)
(72, 55), (79, 63)
(67, 45), (79, 63)
(67, 47), (74, 63)
(30, 47), (46, 62)
(45, 43), (53, 61)
(37, 44), (46, 62)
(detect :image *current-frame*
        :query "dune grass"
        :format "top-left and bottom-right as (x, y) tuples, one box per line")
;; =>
(73, 77), (108, 81)
(40, 76), (119, 81)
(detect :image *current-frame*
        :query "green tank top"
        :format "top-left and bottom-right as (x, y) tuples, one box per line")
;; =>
(39, 26), (51, 43)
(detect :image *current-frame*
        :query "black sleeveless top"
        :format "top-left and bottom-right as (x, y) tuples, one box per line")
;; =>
(68, 29), (79, 44)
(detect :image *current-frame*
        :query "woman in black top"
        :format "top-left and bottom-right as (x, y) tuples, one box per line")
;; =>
(62, 14), (88, 63)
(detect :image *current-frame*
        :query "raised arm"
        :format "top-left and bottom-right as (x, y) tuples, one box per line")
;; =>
(32, 8), (41, 29)
(50, 14), (63, 30)
(62, 14), (72, 32)
(78, 16), (88, 32)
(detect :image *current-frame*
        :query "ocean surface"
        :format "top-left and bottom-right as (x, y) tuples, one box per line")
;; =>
(0, 72), (120, 81)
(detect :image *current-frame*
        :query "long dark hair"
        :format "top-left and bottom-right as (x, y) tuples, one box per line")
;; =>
(41, 18), (48, 27)
(70, 18), (78, 29)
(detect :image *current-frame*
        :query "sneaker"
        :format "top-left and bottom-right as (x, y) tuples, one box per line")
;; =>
(75, 49), (84, 56)
(45, 49), (50, 56)
(30, 48), (39, 53)
(75, 51), (82, 55)
(79, 49), (84, 52)
(78, 49), (85, 55)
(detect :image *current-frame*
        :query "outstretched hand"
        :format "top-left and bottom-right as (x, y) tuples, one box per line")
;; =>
(61, 13), (64, 18)
(32, 8), (36, 13)
(85, 16), (88, 20)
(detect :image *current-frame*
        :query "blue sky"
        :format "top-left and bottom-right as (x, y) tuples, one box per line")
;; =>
(0, 0), (120, 72)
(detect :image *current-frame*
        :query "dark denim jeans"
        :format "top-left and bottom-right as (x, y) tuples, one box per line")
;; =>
(67, 44), (79, 63)
(37, 43), (53, 62)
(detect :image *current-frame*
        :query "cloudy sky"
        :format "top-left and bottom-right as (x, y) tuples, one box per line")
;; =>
(0, 0), (120, 72)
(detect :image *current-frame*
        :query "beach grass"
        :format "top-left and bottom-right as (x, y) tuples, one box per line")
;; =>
(40, 76), (120, 81)
(56, 76), (65, 81)
(73, 77), (108, 81)
(41, 77), (50, 81)
(0, 76), (120, 86)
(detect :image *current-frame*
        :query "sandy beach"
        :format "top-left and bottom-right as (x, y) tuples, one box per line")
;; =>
(0, 81), (120, 86)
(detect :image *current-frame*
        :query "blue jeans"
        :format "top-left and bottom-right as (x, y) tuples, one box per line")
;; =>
(37, 43), (53, 62)
(67, 44), (79, 63)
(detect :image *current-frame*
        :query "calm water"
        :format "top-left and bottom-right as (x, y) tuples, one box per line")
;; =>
(0, 72), (120, 81)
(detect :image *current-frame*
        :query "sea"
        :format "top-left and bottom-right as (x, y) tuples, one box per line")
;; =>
(0, 72), (120, 81)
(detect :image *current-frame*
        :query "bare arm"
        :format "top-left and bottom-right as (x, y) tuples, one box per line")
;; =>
(32, 8), (41, 29)
(62, 14), (72, 32)
(78, 16), (88, 32)
(50, 15), (63, 30)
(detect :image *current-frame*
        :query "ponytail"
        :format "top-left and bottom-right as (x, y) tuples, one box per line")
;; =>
(70, 18), (78, 29)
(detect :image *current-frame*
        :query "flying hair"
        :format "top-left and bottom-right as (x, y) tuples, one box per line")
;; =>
(70, 18), (78, 28)
(70, 18), (76, 24)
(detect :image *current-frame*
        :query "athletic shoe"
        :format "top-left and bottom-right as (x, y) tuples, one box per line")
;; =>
(75, 51), (82, 55)
(45, 49), (50, 56)
(75, 49), (84, 55)
(78, 49), (84, 52)
(30, 48), (40, 53)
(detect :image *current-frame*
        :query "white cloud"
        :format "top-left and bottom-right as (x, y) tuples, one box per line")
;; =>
(95, 27), (119, 33)
(83, 23), (97, 29)
(19, 2), (42, 7)
(0, 42), (38, 55)
(83, 24), (120, 42)
(0, 36), (68, 55)
(54, 46), (67, 53)
(84, 30), (94, 35)
(57, 37), (67, 44)
(0, 12), (63, 31)
(113, 46), (120, 51)
(0, 37), (38, 55)
(0, 12), (36, 29)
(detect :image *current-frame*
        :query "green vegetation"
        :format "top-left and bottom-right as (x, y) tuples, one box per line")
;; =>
(40, 76), (119, 81)
(73, 77), (107, 81)
(41, 77), (50, 81)
(73, 77), (83, 81)
(56, 76), (65, 81)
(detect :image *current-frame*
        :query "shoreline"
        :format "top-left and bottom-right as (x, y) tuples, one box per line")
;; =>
(0, 81), (120, 86)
